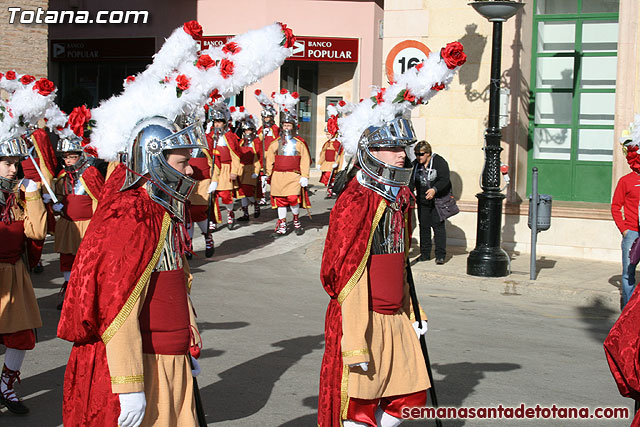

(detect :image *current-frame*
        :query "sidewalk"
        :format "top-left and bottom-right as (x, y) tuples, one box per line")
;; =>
(409, 245), (623, 311)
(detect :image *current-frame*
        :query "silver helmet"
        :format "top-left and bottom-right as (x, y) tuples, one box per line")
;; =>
(56, 134), (84, 154)
(240, 118), (257, 142)
(356, 115), (416, 201)
(261, 105), (276, 118)
(120, 116), (206, 222)
(0, 135), (29, 193)
(280, 110), (298, 137)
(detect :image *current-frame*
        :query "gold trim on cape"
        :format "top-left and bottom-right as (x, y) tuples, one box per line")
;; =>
(101, 212), (171, 345)
(79, 176), (98, 202)
(337, 200), (386, 305)
(337, 198), (387, 424)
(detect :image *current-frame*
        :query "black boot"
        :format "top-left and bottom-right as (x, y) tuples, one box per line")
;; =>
(254, 203), (260, 218)
(205, 233), (215, 258)
(237, 206), (250, 222)
(0, 365), (29, 415)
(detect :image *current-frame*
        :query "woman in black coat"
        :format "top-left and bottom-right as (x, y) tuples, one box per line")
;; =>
(410, 140), (451, 264)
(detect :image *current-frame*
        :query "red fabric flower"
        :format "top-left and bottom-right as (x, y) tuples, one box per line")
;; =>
(239, 106), (245, 112)
(125, 75), (135, 84)
(255, 89), (261, 96)
(431, 83), (445, 91)
(291, 91), (299, 99)
(33, 78), (55, 96)
(440, 41), (467, 70)
(163, 76), (171, 83)
(229, 106), (236, 113)
(219, 59), (234, 79)
(0, 73), (3, 80)
(627, 146), (640, 172)
(5, 71), (16, 80)
(196, 54), (215, 70)
(271, 91), (276, 98)
(83, 145), (98, 157)
(403, 89), (415, 103)
(279, 22), (296, 49)
(338, 100), (346, 107)
(375, 88), (386, 104)
(20, 75), (36, 85)
(176, 74), (190, 91)
(68, 105), (91, 138)
(209, 89), (221, 102)
(183, 21), (203, 39)
(222, 42), (241, 55)
(415, 62), (424, 71)
(327, 116), (339, 136)
(280, 88), (288, 95)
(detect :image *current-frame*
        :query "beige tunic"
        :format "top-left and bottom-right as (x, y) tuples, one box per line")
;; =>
(341, 267), (430, 399)
(0, 188), (46, 333)
(53, 178), (98, 254)
(239, 148), (261, 187)
(105, 259), (199, 427)
(265, 136), (311, 197)
(319, 140), (344, 172)
(211, 134), (242, 192)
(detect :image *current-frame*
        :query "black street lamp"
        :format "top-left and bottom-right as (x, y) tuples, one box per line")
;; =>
(467, 1), (524, 277)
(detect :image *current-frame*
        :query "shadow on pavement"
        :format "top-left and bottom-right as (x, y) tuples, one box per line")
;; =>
(575, 296), (618, 344)
(430, 361), (522, 427)
(200, 334), (324, 423)
(278, 395), (317, 426)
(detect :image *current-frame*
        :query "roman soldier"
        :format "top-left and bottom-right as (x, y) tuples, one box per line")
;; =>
(231, 107), (262, 221)
(207, 101), (243, 230)
(53, 132), (104, 309)
(21, 128), (58, 273)
(187, 106), (221, 259)
(318, 42), (466, 427)
(0, 71), (59, 415)
(265, 89), (311, 236)
(319, 104), (346, 198)
(57, 20), (294, 427)
(254, 89), (279, 205)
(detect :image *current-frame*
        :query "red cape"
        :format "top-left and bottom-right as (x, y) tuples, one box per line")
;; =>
(57, 164), (169, 426)
(318, 178), (387, 426)
(22, 128), (57, 182)
(604, 290), (640, 426)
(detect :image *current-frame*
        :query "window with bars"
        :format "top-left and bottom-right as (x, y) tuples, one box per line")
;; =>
(528, 0), (619, 203)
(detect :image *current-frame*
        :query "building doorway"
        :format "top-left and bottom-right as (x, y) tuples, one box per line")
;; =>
(280, 61), (318, 164)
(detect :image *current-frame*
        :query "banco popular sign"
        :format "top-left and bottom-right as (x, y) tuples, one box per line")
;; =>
(199, 36), (358, 63)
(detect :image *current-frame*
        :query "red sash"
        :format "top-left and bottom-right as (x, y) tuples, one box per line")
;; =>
(274, 155), (301, 173)
(368, 253), (405, 314)
(325, 150), (336, 162)
(140, 269), (190, 355)
(189, 157), (211, 181)
(240, 149), (255, 165)
(0, 220), (25, 264)
(63, 194), (93, 221)
(216, 146), (232, 163)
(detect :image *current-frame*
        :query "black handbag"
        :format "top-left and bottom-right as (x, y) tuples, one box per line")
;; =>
(434, 192), (460, 221)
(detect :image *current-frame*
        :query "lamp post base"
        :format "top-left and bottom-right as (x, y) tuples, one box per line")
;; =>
(467, 191), (509, 277)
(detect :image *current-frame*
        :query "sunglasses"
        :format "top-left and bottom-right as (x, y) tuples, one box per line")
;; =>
(415, 152), (429, 157)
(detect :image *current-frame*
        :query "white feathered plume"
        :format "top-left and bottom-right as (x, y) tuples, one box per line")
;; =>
(272, 89), (299, 118)
(254, 89), (277, 116)
(338, 41), (467, 156)
(0, 71), (60, 143)
(229, 106), (257, 128)
(620, 114), (640, 147)
(87, 21), (295, 161)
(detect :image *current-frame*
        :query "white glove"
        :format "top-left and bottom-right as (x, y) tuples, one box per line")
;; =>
(52, 202), (64, 213)
(191, 356), (201, 377)
(332, 163), (338, 169)
(251, 173), (258, 179)
(22, 179), (38, 193)
(208, 181), (218, 194)
(349, 362), (368, 372)
(42, 193), (52, 204)
(412, 321), (428, 338)
(299, 177), (309, 187)
(118, 392), (146, 427)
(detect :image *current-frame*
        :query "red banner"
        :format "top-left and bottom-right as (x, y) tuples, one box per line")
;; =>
(199, 35), (358, 63)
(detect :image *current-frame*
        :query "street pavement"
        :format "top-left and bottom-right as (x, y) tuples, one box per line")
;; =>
(0, 177), (632, 426)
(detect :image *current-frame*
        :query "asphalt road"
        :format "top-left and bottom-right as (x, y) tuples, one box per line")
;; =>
(1, 184), (632, 426)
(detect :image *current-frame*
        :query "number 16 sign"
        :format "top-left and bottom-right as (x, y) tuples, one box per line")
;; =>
(385, 40), (432, 83)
